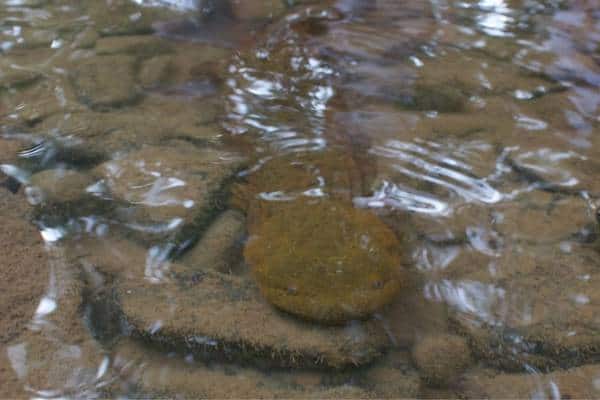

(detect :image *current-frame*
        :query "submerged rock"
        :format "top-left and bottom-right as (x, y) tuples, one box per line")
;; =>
(109, 339), (420, 398)
(363, 350), (421, 398)
(232, 150), (405, 324)
(401, 83), (467, 113)
(120, 267), (390, 368)
(71, 236), (391, 369)
(0, 350), (26, 400)
(0, 68), (41, 91)
(596, 205), (600, 244)
(229, 0), (287, 21)
(28, 168), (97, 205)
(110, 339), (374, 399)
(95, 144), (243, 240)
(0, 137), (25, 164)
(94, 35), (173, 57)
(1, 73), (82, 127)
(139, 55), (174, 88)
(444, 244), (600, 371)
(8, 256), (108, 398)
(71, 55), (139, 110)
(73, 27), (99, 49)
(0, 215), (48, 344)
(86, 0), (168, 37)
(245, 199), (405, 324)
(461, 364), (600, 399)
(34, 97), (223, 155)
(412, 334), (472, 386)
(490, 191), (593, 244)
(151, 0), (279, 49)
(181, 209), (246, 273)
(233, 151), (363, 219)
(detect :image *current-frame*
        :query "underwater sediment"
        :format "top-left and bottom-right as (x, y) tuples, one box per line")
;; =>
(1, 0), (600, 398)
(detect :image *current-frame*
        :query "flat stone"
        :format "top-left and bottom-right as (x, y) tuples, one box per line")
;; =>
(137, 95), (223, 142)
(514, 92), (583, 135)
(5, 246), (106, 397)
(87, 1), (168, 37)
(181, 209), (246, 273)
(507, 149), (600, 197)
(11, 27), (57, 50)
(412, 49), (558, 98)
(34, 100), (223, 155)
(28, 168), (97, 205)
(110, 339), (374, 399)
(0, 68), (41, 90)
(403, 83), (468, 113)
(35, 112), (139, 150)
(71, 55), (139, 109)
(139, 55), (173, 88)
(94, 35), (173, 57)
(230, 0), (287, 21)
(0, 74), (82, 126)
(492, 192), (594, 243)
(71, 236), (391, 369)
(95, 144), (243, 238)
(438, 244), (600, 371)
(107, 332), (419, 398)
(0, 215), (48, 344)
(0, 185), (106, 394)
(122, 266), (390, 368)
(73, 27), (99, 49)
(462, 365), (600, 399)
(166, 42), (230, 85)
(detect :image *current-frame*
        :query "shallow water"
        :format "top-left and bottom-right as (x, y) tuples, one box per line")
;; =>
(1, 0), (599, 398)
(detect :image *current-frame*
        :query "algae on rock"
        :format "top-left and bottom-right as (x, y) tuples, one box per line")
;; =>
(245, 198), (406, 324)
(232, 149), (407, 324)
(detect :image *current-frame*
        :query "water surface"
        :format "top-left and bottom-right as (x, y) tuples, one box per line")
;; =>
(1, 0), (599, 398)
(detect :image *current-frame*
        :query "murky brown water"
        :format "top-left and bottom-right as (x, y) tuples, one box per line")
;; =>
(1, 0), (600, 398)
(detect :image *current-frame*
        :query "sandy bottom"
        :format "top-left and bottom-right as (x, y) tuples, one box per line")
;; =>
(0, 187), (49, 398)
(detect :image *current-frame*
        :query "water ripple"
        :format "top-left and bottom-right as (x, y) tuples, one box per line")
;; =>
(370, 139), (503, 213)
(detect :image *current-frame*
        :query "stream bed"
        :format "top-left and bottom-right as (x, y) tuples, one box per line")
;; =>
(1, 0), (600, 398)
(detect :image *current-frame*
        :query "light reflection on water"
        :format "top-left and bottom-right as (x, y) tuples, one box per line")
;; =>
(370, 139), (503, 207)
(475, 0), (514, 38)
(132, 0), (199, 11)
(1, 0), (600, 397)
